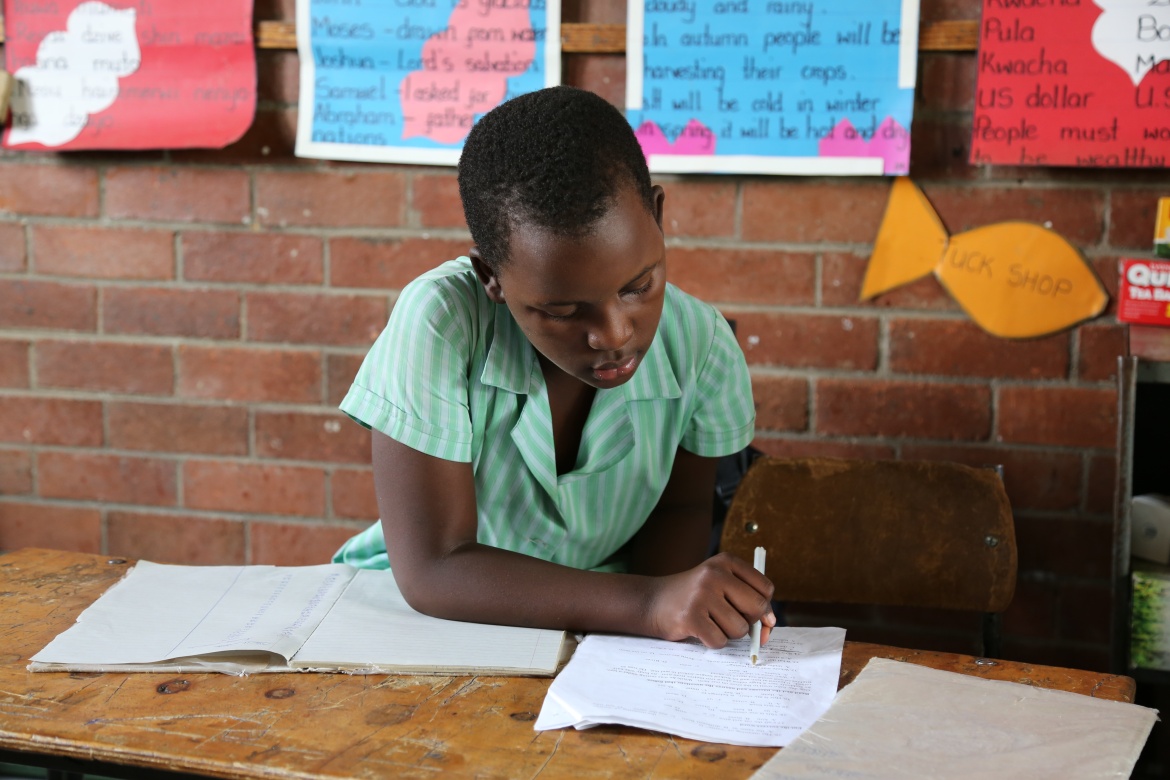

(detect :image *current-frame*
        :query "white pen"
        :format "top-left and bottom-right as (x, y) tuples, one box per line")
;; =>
(750, 546), (766, 665)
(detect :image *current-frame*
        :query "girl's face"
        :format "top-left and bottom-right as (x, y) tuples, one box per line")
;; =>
(473, 184), (667, 390)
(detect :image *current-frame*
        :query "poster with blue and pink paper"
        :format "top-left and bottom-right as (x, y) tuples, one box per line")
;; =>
(295, 0), (560, 165)
(627, 0), (919, 176)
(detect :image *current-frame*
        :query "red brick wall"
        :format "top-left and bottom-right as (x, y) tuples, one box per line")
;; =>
(0, 0), (1158, 671)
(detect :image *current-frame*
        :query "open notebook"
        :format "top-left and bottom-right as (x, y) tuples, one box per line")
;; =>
(30, 561), (574, 676)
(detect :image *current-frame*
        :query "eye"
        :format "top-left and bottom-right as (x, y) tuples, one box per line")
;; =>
(540, 309), (576, 322)
(622, 278), (654, 298)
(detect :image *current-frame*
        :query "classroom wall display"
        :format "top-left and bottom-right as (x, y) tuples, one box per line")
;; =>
(1, 0), (256, 150)
(626, 0), (920, 176)
(862, 179), (1108, 339)
(295, 0), (560, 165)
(1119, 257), (1170, 327)
(970, 0), (1170, 168)
(1156, 197), (1170, 258)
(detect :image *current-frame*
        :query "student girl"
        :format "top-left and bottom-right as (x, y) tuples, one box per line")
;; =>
(334, 86), (775, 648)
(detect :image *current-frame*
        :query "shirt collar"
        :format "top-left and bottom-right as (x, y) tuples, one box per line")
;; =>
(480, 301), (535, 394)
(621, 327), (681, 401)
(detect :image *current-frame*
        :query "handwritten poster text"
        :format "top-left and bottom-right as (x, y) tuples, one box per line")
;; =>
(627, 0), (920, 176)
(971, 0), (1170, 168)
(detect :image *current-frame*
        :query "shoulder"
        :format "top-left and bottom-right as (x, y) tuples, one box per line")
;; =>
(396, 257), (485, 327)
(656, 283), (734, 374)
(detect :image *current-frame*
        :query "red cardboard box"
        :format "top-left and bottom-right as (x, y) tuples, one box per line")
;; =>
(1119, 258), (1170, 328)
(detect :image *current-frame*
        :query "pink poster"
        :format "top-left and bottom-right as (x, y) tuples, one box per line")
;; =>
(2, 0), (256, 150)
(971, 0), (1170, 168)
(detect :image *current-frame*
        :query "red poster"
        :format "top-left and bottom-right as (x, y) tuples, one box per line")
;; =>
(2, 0), (255, 150)
(971, 0), (1170, 168)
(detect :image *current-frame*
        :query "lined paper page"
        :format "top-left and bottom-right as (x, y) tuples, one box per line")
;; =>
(170, 564), (353, 661)
(290, 569), (569, 674)
(31, 561), (354, 666)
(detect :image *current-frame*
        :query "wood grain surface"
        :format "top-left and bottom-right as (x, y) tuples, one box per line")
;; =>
(0, 549), (1135, 780)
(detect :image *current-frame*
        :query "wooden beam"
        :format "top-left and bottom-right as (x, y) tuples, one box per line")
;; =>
(0, 18), (980, 53)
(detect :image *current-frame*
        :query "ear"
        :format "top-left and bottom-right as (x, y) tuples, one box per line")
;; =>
(651, 185), (666, 231)
(469, 248), (506, 304)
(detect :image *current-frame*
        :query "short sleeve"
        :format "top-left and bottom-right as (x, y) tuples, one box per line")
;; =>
(680, 310), (756, 457)
(339, 266), (480, 462)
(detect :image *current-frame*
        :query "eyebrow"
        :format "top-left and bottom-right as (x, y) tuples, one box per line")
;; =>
(540, 262), (660, 307)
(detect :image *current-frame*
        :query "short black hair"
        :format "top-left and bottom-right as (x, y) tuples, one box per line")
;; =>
(457, 86), (655, 272)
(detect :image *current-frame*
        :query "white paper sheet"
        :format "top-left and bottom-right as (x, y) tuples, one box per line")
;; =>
(30, 561), (572, 676)
(290, 569), (571, 674)
(752, 657), (1158, 780)
(31, 561), (353, 665)
(535, 627), (846, 746)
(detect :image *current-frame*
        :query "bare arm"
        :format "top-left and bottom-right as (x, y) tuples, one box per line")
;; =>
(372, 431), (774, 646)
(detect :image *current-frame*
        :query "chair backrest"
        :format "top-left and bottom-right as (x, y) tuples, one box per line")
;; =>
(720, 457), (1017, 615)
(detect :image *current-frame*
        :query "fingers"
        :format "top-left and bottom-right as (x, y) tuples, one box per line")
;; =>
(711, 551), (775, 601)
(693, 614), (734, 649)
(651, 557), (779, 648)
(702, 585), (775, 647)
(707, 601), (751, 642)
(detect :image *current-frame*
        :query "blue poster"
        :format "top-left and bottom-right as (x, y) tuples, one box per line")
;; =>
(627, 0), (920, 175)
(296, 0), (560, 164)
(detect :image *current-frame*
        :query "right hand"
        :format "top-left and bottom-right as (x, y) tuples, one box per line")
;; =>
(645, 552), (776, 648)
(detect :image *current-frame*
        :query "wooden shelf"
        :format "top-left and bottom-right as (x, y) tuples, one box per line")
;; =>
(0, 18), (979, 53)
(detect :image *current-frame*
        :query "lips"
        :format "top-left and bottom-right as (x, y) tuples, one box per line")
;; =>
(591, 355), (638, 382)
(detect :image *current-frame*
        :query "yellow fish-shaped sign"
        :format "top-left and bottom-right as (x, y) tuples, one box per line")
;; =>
(862, 178), (1109, 339)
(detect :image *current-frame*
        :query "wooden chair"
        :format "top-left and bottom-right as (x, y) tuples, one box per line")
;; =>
(720, 456), (1017, 658)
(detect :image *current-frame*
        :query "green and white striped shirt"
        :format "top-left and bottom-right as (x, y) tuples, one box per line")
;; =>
(334, 257), (755, 572)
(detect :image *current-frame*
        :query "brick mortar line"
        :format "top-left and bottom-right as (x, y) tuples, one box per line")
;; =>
(5, 438), (1120, 465)
(812, 250), (823, 309)
(0, 215), (476, 239)
(3, 438), (1120, 463)
(239, 285), (251, 341)
(4, 378), (364, 406)
(6, 293), (1118, 325)
(0, 217), (1147, 256)
(0, 441), (372, 467)
(1, 499), (1113, 524)
(5, 152), (1164, 190)
(1079, 452), (1094, 517)
(876, 317), (891, 375)
(0, 274), (414, 297)
(0, 387), (354, 403)
(745, 365), (1117, 387)
(0, 331), (373, 349)
(2, 157), (1164, 198)
(0, 370), (1122, 397)
(745, 432), (1119, 458)
(0, 495), (374, 526)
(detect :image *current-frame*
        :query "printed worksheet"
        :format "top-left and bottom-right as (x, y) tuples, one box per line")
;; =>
(535, 627), (846, 746)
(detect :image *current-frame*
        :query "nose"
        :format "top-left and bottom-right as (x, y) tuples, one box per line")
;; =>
(587, 306), (633, 352)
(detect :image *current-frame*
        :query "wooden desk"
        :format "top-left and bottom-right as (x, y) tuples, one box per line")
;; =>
(0, 548), (1138, 780)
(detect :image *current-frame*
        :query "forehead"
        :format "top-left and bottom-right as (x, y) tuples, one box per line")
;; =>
(501, 189), (662, 302)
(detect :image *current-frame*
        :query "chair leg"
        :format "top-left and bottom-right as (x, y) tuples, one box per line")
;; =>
(981, 612), (1003, 659)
